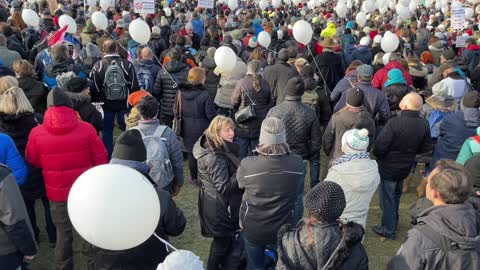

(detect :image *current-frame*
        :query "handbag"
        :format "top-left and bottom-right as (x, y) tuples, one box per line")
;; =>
(172, 90), (182, 137)
(235, 89), (256, 123)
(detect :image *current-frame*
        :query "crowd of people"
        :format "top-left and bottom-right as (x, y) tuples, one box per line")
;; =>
(0, 0), (479, 269)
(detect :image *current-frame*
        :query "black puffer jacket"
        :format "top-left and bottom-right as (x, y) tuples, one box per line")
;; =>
(237, 152), (303, 245)
(0, 112), (45, 201)
(174, 84), (217, 152)
(277, 221), (368, 270)
(17, 76), (48, 115)
(201, 57), (220, 100)
(154, 60), (190, 119)
(315, 51), (345, 92)
(267, 96), (322, 159)
(193, 136), (242, 238)
(263, 61), (298, 105)
(231, 75), (272, 138)
(65, 92), (103, 132)
(303, 75), (333, 128)
(148, 33), (168, 58)
(384, 83), (414, 112)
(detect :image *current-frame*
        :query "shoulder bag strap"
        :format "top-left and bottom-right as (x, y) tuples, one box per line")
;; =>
(176, 90), (182, 115)
(242, 87), (256, 106)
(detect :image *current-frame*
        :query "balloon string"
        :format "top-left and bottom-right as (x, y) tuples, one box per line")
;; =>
(146, 44), (178, 89)
(307, 45), (328, 86)
(153, 232), (178, 251)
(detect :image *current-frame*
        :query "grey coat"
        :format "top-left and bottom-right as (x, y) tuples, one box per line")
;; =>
(263, 61), (298, 105)
(0, 46), (21, 70)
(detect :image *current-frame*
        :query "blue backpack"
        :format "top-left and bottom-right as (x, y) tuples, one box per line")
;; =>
(137, 64), (154, 93)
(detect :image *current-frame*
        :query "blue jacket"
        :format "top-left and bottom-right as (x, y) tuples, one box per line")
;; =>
(0, 133), (27, 185)
(351, 46), (373, 65)
(191, 18), (204, 38)
(431, 108), (480, 165)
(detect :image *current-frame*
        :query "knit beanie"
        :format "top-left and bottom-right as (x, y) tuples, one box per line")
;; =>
(65, 77), (90, 93)
(160, 17), (169, 27)
(359, 36), (370, 46)
(341, 128), (369, 154)
(462, 91), (480, 108)
(137, 96), (159, 119)
(111, 129), (147, 162)
(384, 68), (407, 87)
(152, 26), (161, 35)
(259, 117), (286, 145)
(128, 90), (151, 107)
(284, 77), (305, 97)
(277, 48), (289, 62)
(373, 35), (382, 44)
(86, 43), (100, 58)
(47, 88), (73, 109)
(346, 88), (365, 108)
(305, 181), (346, 223)
(206, 47), (216, 58)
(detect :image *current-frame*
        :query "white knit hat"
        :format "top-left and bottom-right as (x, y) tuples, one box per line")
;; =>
(152, 26), (161, 35)
(248, 36), (258, 48)
(157, 250), (204, 270)
(359, 36), (370, 46)
(373, 35), (382, 44)
(341, 129), (369, 154)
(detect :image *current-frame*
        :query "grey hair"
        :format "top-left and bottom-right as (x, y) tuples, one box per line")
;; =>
(431, 160), (472, 204)
(256, 143), (290, 156)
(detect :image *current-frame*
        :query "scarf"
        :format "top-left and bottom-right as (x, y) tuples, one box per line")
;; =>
(332, 152), (371, 167)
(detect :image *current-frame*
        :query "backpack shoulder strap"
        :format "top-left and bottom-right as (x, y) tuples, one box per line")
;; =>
(153, 125), (167, 138)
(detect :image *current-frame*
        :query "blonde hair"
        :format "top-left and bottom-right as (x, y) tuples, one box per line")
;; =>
(13, 59), (35, 78)
(373, 52), (384, 65)
(0, 76), (19, 95)
(0, 87), (34, 114)
(188, 67), (206, 85)
(205, 115), (234, 150)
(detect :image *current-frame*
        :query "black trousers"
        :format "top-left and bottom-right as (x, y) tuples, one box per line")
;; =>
(0, 252), (23, 270)
(207, 236), (233, 270)
(187, 152), (198, 180)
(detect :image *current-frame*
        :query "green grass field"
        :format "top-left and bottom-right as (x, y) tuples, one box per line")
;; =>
(30, 161), (424, 270)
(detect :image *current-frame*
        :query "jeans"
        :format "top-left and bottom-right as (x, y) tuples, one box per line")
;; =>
(309, 155), (320, 188)
(379, 178), (404, 236)
(103, 110), (126, 159)
(24, 197), (56, 243)
(235, 137), (259, 159)
(243, 236), (276, 270)
(294, 161), (307, 224)
(0, 252), (23, 270)
(207, 236), (233, 270)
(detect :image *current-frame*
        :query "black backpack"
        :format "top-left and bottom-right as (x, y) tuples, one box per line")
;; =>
(415, 223), (480, 270)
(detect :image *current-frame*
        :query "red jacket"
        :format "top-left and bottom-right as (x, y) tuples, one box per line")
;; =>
(26, 106), (108, 202)
(372, 61), (413, 90)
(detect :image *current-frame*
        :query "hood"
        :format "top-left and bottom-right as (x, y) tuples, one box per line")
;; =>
(418, 203), (480, 250)
(385, 61), (404, 71)
(45, 61), (68, 77)
(303, 76), (317, 91)
(463, 108), (480, 127)
(65, 91), (91, 109)
(17, 76), (38, 89)
(110, 158), (150, 176)
(42, 106), (79, 135)
(165, 60), (187, 73)
(330, 159), (379, 192)
(181, 84), (205, 100)
(192, 135), (210, 160)
(466, 44), (480, 51)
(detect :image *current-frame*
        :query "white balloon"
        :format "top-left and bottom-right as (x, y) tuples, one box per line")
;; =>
(27, 0), (35, 4)
(129, 19), (151, 45)
(307, 0), (315, 10)
(381, 31), (399, 53)
(335, 2), (348, 18)
(99, 0), (111, 11)
(300, 9), (306, 16)
(228, 0), (238, 10)
(451, 0), (462, 8)
(364, 0), (375, 13)
(87, 0), (96, 7)
(441, 5), (448, 14)
(388, 1), (396, 10)
(59, 15), (77, 34)
(68, 165), (160, 251)
(292, 0), (300, 5)
(379, 5), (388, 14)
(272, 0), (282, 8)
(347, 0), (353, 8)
(258, 31), (271, 48)
(435, 0), (441, 10)
(399, 0), (409, 7)
(259, 0), (268, 10)
(409, 2), (417, 13)
(284, 0), (292, 6)
(22, 9), (39, 27)
(356, 12), (367, 27)
(396, 4), (410, 20)
(163, 7), (172, 17)
(424, 0), (432, 8)
(215, 46), (237, 72)
(292, 20), (313, 44)
(465, 7), (474, 19)
(376, 0), (387, 8)
(91, 11), (108, 30)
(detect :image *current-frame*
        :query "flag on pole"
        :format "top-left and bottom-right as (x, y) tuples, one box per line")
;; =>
(48, 25), (68, 47)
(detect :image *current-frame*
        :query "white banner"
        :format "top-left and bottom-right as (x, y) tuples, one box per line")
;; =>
(198, 0), (214, 9)
(134, 0), (155, 14)
(451, 7), (466, 30)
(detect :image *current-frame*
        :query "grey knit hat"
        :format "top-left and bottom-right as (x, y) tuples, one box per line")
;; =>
(259, 117), (286, 145)
(305, 181), (346, 223)
(86, 43), (100, 58)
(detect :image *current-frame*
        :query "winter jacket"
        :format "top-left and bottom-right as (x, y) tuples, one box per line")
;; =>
(277, 221), (368, 270)
(267, 96), (322, 159)
(153, 60), (189, 119)
(134, 59), (162, 89)
(341, 34), (356, 52)
(330, 71), (357, 103)
(174, 84), (217, 152)
(43, 60), (88, 90)
(214, 58), (248, 109)
(96, 158), (186, 270)
(461, 44), (480, 76)
(414, 29), (430, 56)
(429, 40), (444, 65)
(231, 75), (272, 139)
(6, 35), (25, 59)
(372, 61), (413, 90)
(202, 57), (220, 100)
(0, 133), (27, 186)
(431, 109), (480, 166)
(17, 76), (48, 115)
(334, 81), (391, 125)
(0, 165), (37, 258)
(134, 120), (184, 188)
(388, 203), (480, 270)
(79, 24), (100, 47)
(237, 151), (303, 245)
(0, 46), (21, 70)
(263, 61), (297, 105)
(325, 158), (380, 229)
(456, 134), (480, 165)
(304, 76), (332, 127)
(193, 136), (242, 237)
(90, 54), (140, 112)
(25, 106), (108, 202)
(351, 46), (373, 65)
(65, 92), (103, 132)
(315, 51), (345, 93)
(323, 108), (376, 160)
(0, 113), (45, 200)
(383, 83), (414, 112)
(374, 110), (432, 181)
(148, 33), (168, 59)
